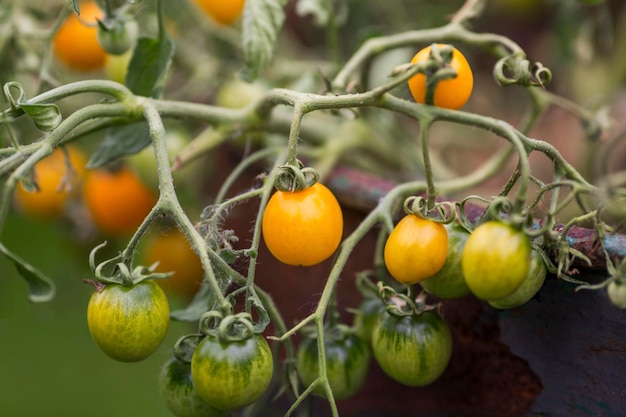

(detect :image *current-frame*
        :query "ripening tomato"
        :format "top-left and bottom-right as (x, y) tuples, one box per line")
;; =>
(296, 328), (371, 400)
(82, 166), (157, 237)
(262, 182), (343, 266)
(372, 310), (452, 387)
(14, 145), (87, 220)
(462, 221), (531, 300)
(193, 0), (246, 25)
(488, 250), (547, 309)
(419, 223), (471, 299)
(159, 357), (226, 417)
(52, 2), (106, 72)
(143, 228), (204, 299)
(191, 333), (273, 410)
(383, 214), (448, 285)
(87, 279), (169, 362)
(407, 44), (473, 110)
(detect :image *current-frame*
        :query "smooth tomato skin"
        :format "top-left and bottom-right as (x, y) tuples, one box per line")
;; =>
(159, 357), (226, 417)
(384, 214), (448, 285)
(607, 281), (626, 309)
(462, 221), (531, 300)
(352, 296), (387, 346)
(194, 0), (245, 25)
(191, 333), (273, 411)
(296, 330), (371, 400)
(420, 223), (471, 299)
(407, 44), (473, 110)
(14, 146), (87, 220)
(87, 280), (170, 362)
(143, 229), (204, 299)
(262, 183), (343, 266)
(488, 250), (547, 309)
(372, 310), (452, 387)
(52, 2), (106, 71)
(82, 166), (157, 237)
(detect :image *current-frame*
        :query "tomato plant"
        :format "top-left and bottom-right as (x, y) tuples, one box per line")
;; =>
(407, 44), (473, 110)
(82, 166), (157, 237)
(86, 279), (170, 362)
(419, 223), (471, 299)
(52, 2), (106, 72)
(159, 357), (226, 417)
(13, 145), (87, 220)
(383, 214), (448, 285)
(462, 221), (531, 300)
(261, 182), (343, 266)
(142, 228), (204, 299)
(488, 250), (547, 309)
(372, 309), (453, 387)
(296, 327), (371, 400)
(191, 332), (273, 411)
(193, 0), (246, 25)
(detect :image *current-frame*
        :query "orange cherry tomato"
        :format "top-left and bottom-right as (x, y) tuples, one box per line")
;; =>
(52, 2), (106, 72)
(82, 166), (157, 237)
(142, 228), (204, 298)
(407, 44), (473, 110)
(193, 0), (246, 25)
(14, 145), (87, 220)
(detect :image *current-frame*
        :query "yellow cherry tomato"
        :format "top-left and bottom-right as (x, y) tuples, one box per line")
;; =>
(384, 214), (448, 285)
(407, 44), (473, 110)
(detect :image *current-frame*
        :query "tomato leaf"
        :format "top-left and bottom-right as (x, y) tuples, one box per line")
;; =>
(87, 121), (151, 168)
(2, 81), (62, 131)
(124, 0), (174, 98)
(241, 0), (288, 81)
(0, 242), (55, 303)
(170, 283), (216, 322)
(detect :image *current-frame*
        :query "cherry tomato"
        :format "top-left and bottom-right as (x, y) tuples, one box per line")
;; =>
(488, 250), (547, 309)
(296, 328), (370, 400)
(191, 333), (273, 410)
(14, 145), (87, 220)
(52, 2), (106, 72)
(419, 223), (471, 299)
(142, 228), (204, 299)
(97, 19), (138, 56)
(262, 182), (343, 266)
(159, 357), (226, 417)
(82, 166), (157, 237)
(104, 49), (132, 84)
(462, 221), (531, 300)
(384, 214), (448, 285)
(87, 279), (169, 362)
(608, 281), (626, 309)
(372, 310), (452, 386)
(352, 295), (387, 346)
(193, 0), (246, 25)
(407, 44), (473, 110)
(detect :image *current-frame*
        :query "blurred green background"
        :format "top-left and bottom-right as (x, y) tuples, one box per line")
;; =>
(0, 212), (193, 417)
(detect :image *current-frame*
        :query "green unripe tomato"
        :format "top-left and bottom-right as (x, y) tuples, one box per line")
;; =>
(97, 19), (138, 56)
(352, 296), (387, 346)
(372, 310), (452, 387)
(215, 77), (266, 109)
(296, 328), (371, 400)
(420, 223), (471, 299)
(607, 281), (626, 309)
(488, 250), (547, 309)
(159, 357), (226, 417)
